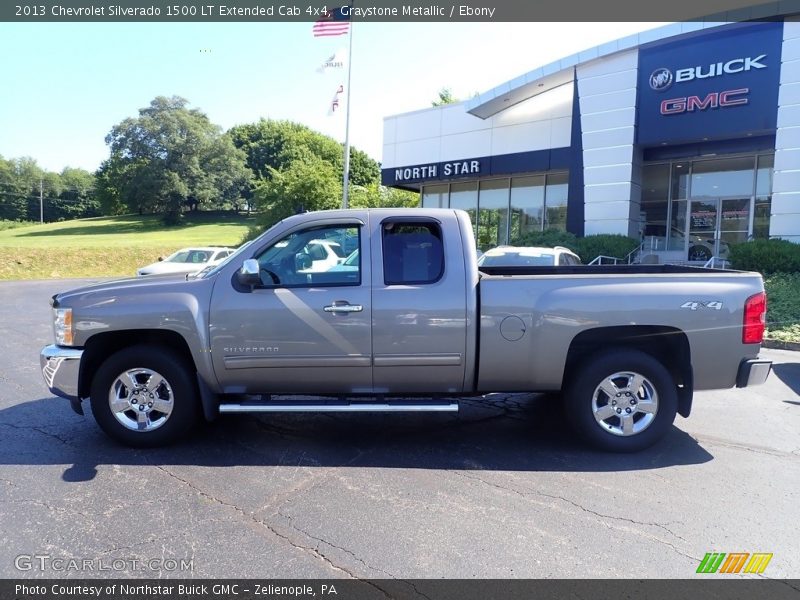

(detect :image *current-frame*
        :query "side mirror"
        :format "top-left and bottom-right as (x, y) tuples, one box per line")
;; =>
(237, 259), (261, 287)
(295, 253), (312, 270)
(157, 256), (164, 262)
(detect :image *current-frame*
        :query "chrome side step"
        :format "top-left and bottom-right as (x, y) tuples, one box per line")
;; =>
(219, 401), (459, 413)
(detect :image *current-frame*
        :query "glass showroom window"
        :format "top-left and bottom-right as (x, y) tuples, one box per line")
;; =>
(478, 179), (510, 250)
(509, 175), (545, 243)
(642, 163), (670, 251)
(418, 170), (568, 247)
(544, 172), (569, 231)
(421, 184), (448, 209)
(754, 154), (773, 239)
(642, 153), (774, 256)
(449, 182), (479, 239)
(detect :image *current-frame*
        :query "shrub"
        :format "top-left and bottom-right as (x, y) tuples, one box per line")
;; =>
(511, 230), (640, 264)
(764, 273), (800, 342)
(513, 229), (579, 251)
(573, 234), (640, 264)
(729, 239), (800, 274)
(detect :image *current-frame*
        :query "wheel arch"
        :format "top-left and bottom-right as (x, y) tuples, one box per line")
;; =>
(564, 325), (693, 418)
(79, 330), (195, 399)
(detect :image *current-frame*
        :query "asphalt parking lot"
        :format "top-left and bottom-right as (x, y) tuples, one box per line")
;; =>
(0, 278), (798, 580)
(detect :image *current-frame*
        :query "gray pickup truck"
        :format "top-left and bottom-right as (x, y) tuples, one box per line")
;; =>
(41, 208), (772, 452)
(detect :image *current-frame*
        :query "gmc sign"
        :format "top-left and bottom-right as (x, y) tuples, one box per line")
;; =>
(660, 88), (750, 115)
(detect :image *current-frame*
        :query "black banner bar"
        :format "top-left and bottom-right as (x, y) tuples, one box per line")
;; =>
(1, 0), (797, 22)
(3, 579), (800, 600)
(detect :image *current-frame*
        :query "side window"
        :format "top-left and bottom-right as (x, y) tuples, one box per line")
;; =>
(254, 225), (360, 288)
(382, 221), (444, 285)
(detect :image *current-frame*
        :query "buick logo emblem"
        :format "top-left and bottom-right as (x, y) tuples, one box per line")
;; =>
(649, 67), (673, 91)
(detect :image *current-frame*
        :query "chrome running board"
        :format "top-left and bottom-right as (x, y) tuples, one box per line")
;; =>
(219, 401), (459, 413)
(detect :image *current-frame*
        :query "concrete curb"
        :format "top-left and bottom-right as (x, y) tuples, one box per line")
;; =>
(763, 338), (800, 352)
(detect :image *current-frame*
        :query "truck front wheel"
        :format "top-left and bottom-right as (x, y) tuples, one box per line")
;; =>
(90, 345), (199, 447)
(564, 349), (678, 452)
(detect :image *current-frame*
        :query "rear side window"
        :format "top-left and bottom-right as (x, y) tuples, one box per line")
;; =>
(382, 221), (444, 285)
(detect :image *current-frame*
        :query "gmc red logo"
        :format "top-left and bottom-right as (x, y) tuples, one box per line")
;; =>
(660, 88), (749, 115)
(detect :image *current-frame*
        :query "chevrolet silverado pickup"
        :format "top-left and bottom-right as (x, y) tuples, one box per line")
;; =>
(40, 209), (772, 451)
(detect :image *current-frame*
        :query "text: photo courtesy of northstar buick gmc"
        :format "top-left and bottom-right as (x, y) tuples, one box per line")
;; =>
(41, 209), (772, 452)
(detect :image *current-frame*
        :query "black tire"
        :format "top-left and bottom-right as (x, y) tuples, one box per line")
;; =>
(90, 345), (199, 447)
(688, 245), (712, 262)
(564, 349), (678, 452)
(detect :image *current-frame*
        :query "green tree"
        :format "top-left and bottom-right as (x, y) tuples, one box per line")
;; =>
(250, 153), (342, 236)
(100, 96), (250, 221)
(432, 88), (458, 106)
(348, 183), (419, 209)
(0, 156), (28, 221)
(54, 167), (99, 220)
(229, 119), (379, 188)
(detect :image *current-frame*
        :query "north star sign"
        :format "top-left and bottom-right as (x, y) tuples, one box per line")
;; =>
(394, 160), (483, 182)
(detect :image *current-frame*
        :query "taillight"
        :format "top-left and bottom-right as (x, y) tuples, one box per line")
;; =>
(743, 292), (766, 344)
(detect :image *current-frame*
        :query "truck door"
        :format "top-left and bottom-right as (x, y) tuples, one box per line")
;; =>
(209, 217), (372, 394)
(371, 213), (469, 393)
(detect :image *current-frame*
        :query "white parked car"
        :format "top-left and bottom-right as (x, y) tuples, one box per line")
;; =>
(137, 247), (236, 277)
(296, 239), (347, 273)
(477, 245), (582, 267)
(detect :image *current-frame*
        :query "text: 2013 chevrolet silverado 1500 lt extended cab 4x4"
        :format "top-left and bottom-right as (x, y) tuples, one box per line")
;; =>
(41, 209), (772, 452)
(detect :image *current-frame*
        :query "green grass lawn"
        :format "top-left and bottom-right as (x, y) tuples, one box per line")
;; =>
(0, 212), (256, 280)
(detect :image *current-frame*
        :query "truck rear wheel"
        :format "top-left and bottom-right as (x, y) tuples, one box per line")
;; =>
(90, 345), (198, 447)
(564, 349), (677, 452)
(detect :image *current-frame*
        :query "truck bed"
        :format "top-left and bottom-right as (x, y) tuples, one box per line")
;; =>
(478, 264), (730, 277)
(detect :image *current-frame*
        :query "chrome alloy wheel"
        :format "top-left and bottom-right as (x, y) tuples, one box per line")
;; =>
(591, 371), (659, 437)
(108, 368), (174, 432)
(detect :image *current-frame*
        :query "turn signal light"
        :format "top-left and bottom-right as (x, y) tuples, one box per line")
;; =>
(54, 308), (74, 346)
(743, 292), (766, 344)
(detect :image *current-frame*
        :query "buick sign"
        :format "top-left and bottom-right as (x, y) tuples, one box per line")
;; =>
(649, 67), (673, 91)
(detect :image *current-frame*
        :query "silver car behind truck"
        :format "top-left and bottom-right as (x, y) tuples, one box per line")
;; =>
(41, 209), (771, 452)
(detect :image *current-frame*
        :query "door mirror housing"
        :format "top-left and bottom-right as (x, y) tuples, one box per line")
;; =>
(295, 253), (312, 271)
(237, 259), (261, 287)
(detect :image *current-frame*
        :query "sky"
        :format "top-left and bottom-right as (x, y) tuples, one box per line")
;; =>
(0, 21), (667, 173)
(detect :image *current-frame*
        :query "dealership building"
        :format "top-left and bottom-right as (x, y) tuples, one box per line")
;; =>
(381, 15), (800, 261)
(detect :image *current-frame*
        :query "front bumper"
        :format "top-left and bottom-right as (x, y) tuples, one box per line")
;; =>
(40, 345), (83, 401)
(736, 358), (772, 388)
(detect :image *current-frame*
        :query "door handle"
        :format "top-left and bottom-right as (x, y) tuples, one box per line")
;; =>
(324, 302), (363, 314)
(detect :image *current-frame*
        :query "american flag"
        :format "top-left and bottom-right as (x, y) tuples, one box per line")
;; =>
(312, 7), (350, 37)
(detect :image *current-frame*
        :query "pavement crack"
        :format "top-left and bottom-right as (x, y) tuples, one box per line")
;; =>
(454, 471), (698, 562)
(277, 510), (397, 578)
(7, 499), (91, 520)
(151, 465), (356, 578)
(0, 421), (73, 446)
(691, 435), (797, 459)
(97, 537), (172, 555)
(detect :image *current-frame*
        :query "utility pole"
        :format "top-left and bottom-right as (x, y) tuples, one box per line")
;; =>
(39, 178), (43, 223)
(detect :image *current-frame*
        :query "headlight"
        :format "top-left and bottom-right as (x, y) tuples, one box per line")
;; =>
(53, 308), (74, 346)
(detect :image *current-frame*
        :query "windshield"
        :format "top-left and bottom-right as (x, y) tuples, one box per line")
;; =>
(199, 241), (253, 278)
(343, 249), (359, 266)
(478, 252), (556, 267)
(166, 249), (211, 264)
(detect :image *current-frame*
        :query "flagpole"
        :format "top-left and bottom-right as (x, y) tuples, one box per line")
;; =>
(341, 15), (354, 209)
